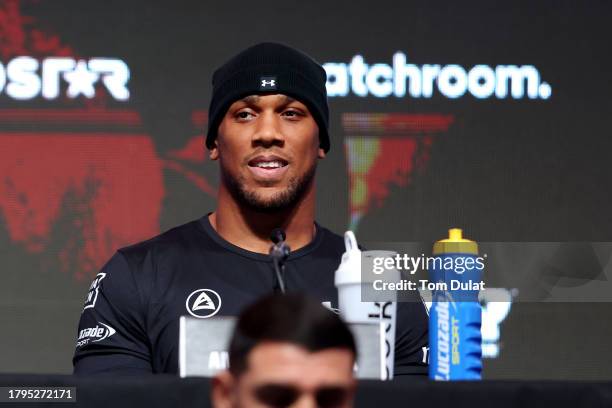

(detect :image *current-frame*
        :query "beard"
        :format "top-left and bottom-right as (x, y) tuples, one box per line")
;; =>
(221, 162), (317, 214)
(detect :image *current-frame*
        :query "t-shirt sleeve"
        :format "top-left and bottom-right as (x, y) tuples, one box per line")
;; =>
(393, 297), (429, 376)
(73, 251), (152, 375)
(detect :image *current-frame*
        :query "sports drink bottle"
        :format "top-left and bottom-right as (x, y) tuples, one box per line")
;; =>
(428, 228), (483, 380)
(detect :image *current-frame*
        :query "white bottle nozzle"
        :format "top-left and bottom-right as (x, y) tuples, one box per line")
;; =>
(344, 230), (359, 252)
(336, 231), (362, 286)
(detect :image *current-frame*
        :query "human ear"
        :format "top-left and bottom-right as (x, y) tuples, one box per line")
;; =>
(209, 140), (219, 160)
(211, 370), (235, 408)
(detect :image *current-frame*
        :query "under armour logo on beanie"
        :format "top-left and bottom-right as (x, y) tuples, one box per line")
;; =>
(206, 42), (330, 152)
(260, 76), (277, 90)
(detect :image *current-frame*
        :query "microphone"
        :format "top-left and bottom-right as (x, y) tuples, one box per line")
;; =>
(270, 228), (286, 245)
(269, 228), (290, 293)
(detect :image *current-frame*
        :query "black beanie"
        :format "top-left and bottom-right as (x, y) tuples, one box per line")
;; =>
(206, 42), (330, 152)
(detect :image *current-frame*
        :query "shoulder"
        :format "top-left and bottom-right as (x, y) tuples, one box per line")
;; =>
(97, 217), (206, 294)
(116, 218), (204, 265)
(88, 218), (204, 310)
(315, 223), (346, 255)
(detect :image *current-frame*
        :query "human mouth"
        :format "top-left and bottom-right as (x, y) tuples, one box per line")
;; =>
(247, 155), (289, 181)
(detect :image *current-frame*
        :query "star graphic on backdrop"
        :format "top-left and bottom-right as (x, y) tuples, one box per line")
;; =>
(63, 60), (99, 98)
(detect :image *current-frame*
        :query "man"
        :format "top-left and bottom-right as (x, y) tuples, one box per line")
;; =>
(211, 294), (356, 408)
(73, 42), (428, 375)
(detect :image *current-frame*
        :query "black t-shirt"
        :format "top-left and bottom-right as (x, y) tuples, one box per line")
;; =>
(73, 215), (429, 376)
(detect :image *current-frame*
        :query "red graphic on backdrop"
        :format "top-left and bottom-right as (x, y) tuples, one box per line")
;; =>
(0, 133), (163, 279)
(0, 1), (215, 280)
(166, 134), (216, 196)
(0, 110), (213, 280)
(343, 113), (454, 229)
(0, 0), (72, 59)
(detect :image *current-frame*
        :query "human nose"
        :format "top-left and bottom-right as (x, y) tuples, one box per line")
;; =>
(252, 111), (284, 148)
(291, 394), (317, 408)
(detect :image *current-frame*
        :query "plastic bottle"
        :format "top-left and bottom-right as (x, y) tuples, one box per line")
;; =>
(428, 228), (483, 380)
(335, 231), (398, 379)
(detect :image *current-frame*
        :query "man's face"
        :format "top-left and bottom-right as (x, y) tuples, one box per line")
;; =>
(213, 342), (356, 408)
(210, 94), (325, 212)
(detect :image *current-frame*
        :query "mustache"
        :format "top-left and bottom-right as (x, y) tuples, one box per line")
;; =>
(243, 150), (292, 165)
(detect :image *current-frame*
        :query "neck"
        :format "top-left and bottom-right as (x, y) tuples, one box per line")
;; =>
(209, 183), (316, 254)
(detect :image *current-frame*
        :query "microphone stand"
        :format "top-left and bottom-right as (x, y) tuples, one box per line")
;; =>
(269, 229), (290, 293)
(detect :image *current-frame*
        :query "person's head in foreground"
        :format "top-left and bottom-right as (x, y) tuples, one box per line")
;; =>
(211, 294), (357, 408)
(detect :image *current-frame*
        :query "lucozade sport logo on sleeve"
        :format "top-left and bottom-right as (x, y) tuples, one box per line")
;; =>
(75, 322), (116, 348)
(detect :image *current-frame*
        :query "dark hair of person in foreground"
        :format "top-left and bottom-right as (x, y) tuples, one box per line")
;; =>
(228, 294), (357, 375)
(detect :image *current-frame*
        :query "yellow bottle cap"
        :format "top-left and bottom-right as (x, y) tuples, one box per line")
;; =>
(433, 228), (478, 255)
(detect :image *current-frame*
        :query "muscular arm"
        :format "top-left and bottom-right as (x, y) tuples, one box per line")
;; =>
(73, 252), (153, 375)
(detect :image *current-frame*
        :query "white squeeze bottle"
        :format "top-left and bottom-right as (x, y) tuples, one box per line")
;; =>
(335, 231), (398, 379)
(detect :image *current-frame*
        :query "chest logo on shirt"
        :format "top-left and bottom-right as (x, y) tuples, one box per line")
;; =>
(186, 289), (222, 319)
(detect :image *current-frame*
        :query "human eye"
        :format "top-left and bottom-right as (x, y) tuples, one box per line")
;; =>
(282, 108), (304, 119)
(254, 384), (298, 407)
(235, 109), (255, 121)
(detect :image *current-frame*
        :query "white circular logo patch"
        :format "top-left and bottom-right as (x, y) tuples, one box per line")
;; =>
(185, 289), (222, 319)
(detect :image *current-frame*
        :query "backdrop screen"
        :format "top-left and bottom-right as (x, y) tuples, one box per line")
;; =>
(1, 0), (611, 378)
